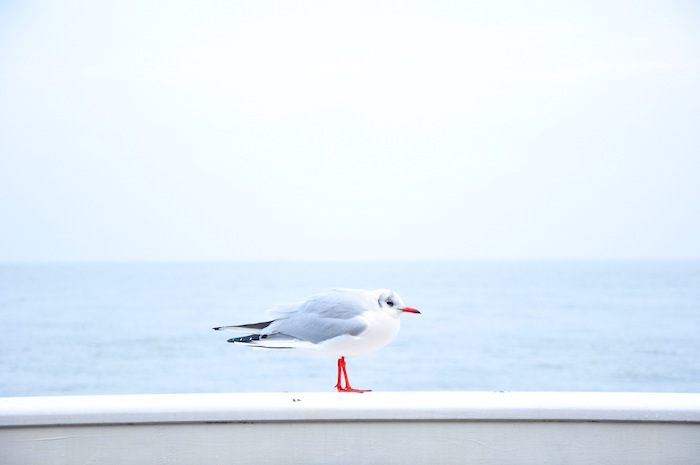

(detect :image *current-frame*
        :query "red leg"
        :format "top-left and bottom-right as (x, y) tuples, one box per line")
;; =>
(335, 356), (371, 393)
(335, 358), (343, 391)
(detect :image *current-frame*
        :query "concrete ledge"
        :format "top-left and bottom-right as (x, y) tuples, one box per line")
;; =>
(2, 392), (700, 465)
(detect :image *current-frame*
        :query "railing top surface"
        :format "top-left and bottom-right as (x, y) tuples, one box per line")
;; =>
(1, 391), (700, 427)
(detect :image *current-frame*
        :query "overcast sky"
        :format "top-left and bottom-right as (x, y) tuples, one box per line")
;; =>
(1, 0), (699, 261)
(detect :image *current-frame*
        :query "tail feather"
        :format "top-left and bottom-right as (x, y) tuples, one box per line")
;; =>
(213, 320), (274, 334)
(215, 320), (306, 350)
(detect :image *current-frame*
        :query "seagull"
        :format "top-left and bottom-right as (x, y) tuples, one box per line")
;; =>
(213, 288), (420, 392)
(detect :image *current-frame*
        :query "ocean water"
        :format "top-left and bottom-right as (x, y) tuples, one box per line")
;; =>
(0, 261), (698, 397)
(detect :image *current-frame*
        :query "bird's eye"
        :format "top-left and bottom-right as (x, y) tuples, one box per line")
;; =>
(386, 299), (394, 307)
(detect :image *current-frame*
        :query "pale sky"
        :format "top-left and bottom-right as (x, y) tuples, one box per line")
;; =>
(1, 0), (699, 261)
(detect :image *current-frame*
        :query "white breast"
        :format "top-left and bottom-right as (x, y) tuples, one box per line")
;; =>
(313, 309), (402, 358)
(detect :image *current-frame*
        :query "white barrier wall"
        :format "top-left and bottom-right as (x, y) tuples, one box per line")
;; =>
(1, 392), (699, 465)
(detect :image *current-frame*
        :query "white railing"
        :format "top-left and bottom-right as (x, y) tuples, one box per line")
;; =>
(2, 392), (699, 464)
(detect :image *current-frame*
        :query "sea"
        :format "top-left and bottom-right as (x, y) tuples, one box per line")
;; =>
(1, 261), (698, 397)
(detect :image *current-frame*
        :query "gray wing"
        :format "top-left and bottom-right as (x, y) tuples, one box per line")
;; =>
(269, 313), (369, 344)
(297, 289), (372, 319)
(268, 289), (372, 343)
(223, 289), (373, 345)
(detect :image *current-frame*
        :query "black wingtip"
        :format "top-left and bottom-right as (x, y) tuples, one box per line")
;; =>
(228, 334), (261, 344)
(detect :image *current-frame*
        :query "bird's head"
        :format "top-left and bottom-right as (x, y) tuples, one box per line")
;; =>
(377, 289), (421, 316)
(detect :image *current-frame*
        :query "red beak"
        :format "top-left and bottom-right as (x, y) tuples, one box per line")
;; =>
(401, 307), (421, 314)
